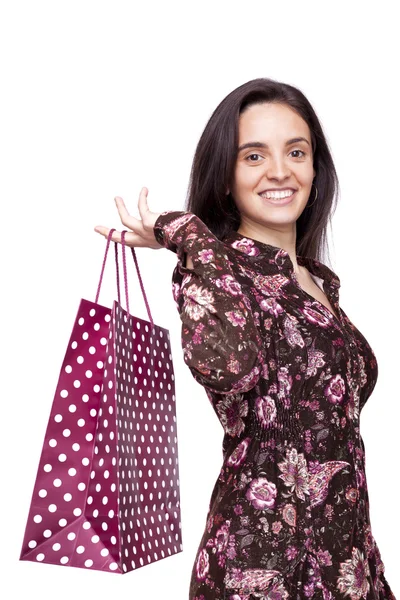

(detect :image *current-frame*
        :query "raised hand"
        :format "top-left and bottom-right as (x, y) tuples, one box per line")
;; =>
(94, 187), (163, 249)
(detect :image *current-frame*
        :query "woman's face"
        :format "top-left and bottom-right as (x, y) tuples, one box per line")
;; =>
(230, 102), (316, 234)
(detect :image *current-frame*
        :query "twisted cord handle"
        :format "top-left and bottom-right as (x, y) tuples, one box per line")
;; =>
(95, 229), (154, 329)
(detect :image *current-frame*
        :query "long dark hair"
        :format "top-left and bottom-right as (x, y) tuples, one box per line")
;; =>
(183, 78), (340, 266)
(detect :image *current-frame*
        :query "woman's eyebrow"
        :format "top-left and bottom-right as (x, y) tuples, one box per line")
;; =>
(238, 137), (310, 153)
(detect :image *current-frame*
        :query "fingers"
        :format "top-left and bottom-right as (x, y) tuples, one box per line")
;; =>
(114, 196), (142, 230)
(94, 188), (150, 245)
(93, 226), (119, 242)
(93, 225), (137, 246)
(137, 187), (149, 222)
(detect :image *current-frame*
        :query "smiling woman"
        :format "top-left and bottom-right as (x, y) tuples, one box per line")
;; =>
(96, 77), (396, 600)
(155, 78), (396, 600)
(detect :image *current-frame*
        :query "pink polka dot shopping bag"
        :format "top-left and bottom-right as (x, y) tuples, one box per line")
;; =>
(20, 229), (183, 573)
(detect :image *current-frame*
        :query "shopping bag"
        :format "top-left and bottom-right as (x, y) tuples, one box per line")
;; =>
(20, 229), (182, 574)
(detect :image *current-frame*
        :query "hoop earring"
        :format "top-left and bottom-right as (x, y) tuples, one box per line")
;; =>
(307, 183), (318, 207)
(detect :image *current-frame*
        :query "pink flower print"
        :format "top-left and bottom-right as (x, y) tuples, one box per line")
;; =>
(277, 447), (309, 501)
(245, 477), (277, 510)
(198, 248), (215, 264)
(272, 520), (283, 534)
(282, 503), (297, 527)
(216, 394), (249, 437)
(182, 282), (217, 321)
(336, 547), (370, 599)
(286, 545), (299, 561)
(230, 237), (261, 257)
(227, 437), (251, 468)
(215, 273), (243, 296)
(316, 548), (333, 567)
(303, 305), (332, 328)
(345, 487), (359, 503)
(257, 295), (285, 317)
(255, 395), (277, 427)
(195, 548), (210, 581)
(325, 374), (346, 405)
(225, 309), (247, 328)
(261, 362), (270, 379)
(215, 522), (230, 554)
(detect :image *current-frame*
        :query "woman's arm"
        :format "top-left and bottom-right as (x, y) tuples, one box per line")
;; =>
(153, 210), (265, 395)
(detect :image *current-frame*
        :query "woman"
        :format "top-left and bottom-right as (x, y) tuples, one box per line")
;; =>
(95, 78), (396, 600)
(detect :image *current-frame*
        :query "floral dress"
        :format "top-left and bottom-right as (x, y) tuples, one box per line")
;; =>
(153, 210), (396, 600)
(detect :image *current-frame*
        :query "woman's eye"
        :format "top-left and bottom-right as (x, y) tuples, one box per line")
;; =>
(246, 153), (262, 162)
(290, 149), (306, 158)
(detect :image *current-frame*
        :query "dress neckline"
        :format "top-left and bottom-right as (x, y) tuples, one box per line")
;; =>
(221, 230), (340, 290)
(221, 229), (342, 327)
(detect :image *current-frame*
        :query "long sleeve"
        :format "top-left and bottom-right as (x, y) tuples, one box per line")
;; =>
(153, 210), (265, 395)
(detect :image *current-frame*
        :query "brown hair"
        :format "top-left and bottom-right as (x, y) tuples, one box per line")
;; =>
(183, 77), (340, 266)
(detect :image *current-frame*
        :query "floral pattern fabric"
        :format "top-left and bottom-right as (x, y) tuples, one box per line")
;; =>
(153, 210), (396, 600)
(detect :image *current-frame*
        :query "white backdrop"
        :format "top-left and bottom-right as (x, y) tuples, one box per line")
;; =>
(1, 1), (398, 598)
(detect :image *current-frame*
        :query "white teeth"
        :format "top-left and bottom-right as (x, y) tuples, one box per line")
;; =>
(260, 190), (294, 199)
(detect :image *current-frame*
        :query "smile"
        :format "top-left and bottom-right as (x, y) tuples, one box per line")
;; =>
(258, 191), (297, 206)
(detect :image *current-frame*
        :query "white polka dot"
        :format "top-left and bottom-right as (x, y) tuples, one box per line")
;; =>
(68, 468), (77, 476)
(53, 479), (62, 487)
(73, 508), (82, 517)
(64, 493), (72, 502)
(49, 439), (57, 447)
(63, 429), (71, 437)
(38, 489), (47, 498)
(69, 404), (77, 413)
(72, 443), (80, 451)
(52, 543), (61, 551)
(60, 389), (68, 398)
(109, 562), (118, 571)
(28, 540), (37, 549)
(100, 548), (109, 557)
(60, 556), (69, 564)
(59, 519), (67, 527)
(43, 530), (52, 538)
(58, 454), (67, 462)
(77, 482), (86, 491)
(78, 418), (85, 427)
(48, 504), (57, 513)
(36, 553), (45, 562)
(76, 546), (85, 554)
(67, 532), (76, 541)
(91, 535), (100, 543)
(43, 464), (52, 472)
(33, 515), (42, 523)
(54, 414), (63, 423)
(85, 559), (93, 568)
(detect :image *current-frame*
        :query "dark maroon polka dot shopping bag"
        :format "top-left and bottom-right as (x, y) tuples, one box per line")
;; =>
(20, 230), (182, 573)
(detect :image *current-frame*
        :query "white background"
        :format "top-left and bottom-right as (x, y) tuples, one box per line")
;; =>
(1, 1), (398, 598)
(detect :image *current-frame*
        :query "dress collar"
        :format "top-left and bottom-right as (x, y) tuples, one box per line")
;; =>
(221, 230), (340, 290)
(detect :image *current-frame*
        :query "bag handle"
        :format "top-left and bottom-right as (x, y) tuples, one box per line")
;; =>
(95, 229), (154, 329)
